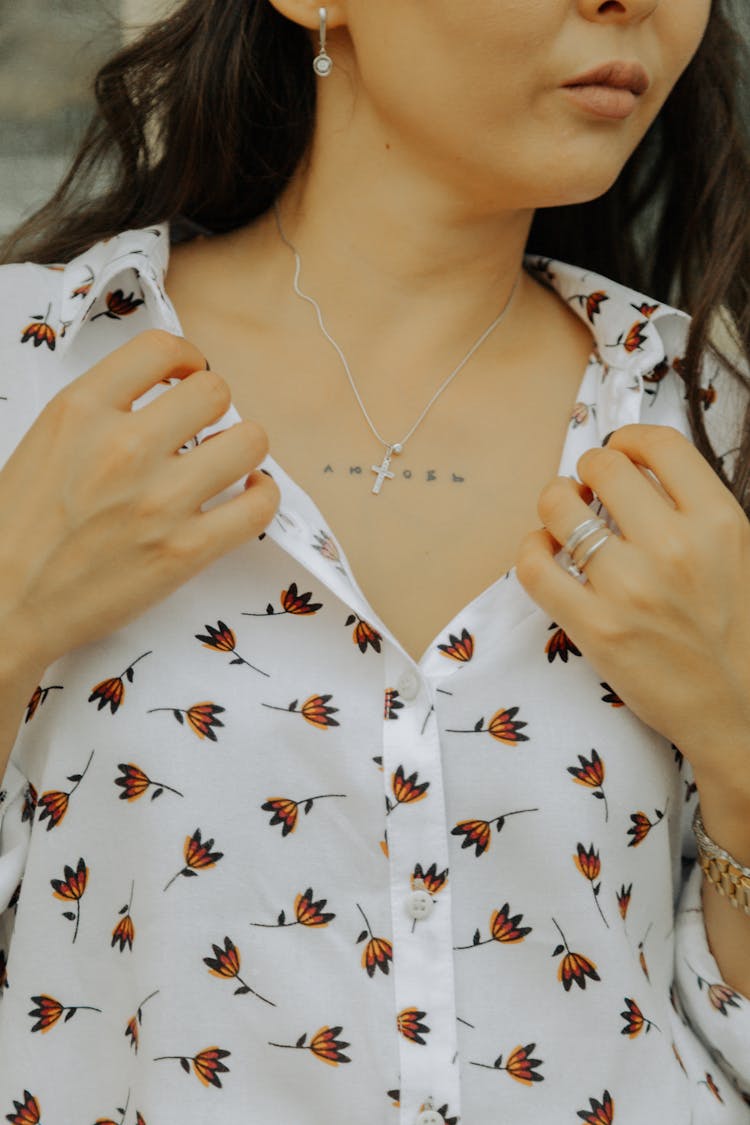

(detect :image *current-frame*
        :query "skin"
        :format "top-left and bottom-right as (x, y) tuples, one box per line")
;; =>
(2, 0), (747, 1001)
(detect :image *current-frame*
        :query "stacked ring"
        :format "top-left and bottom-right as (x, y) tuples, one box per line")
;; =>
(563, 516), (612, 580)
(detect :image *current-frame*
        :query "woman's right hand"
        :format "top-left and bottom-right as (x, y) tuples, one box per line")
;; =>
(0, 328), (280, 676)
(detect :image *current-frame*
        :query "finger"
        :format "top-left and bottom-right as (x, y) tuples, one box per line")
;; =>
(516, 525), (594, 623)
(192, 470), (281, 561)
(136, 367), (233, 452)
(574, 445), (678, 542)
(537, 476), (622, 584)
(75, 329), (209, 410)
(172, 420), (270, 507)
(602, 423), (723, 514)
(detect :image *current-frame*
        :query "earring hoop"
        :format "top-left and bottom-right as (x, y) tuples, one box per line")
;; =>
(313, 7), (333, 77)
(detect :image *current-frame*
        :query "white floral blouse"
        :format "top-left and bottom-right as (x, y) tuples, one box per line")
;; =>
(0, 223), (749, 1125)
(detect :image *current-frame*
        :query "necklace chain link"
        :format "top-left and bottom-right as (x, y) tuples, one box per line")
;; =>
(272, 199), (523, 492)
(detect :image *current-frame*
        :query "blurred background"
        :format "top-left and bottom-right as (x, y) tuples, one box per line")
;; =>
(0, 0), (175, 236)
(1, 1), (749, 239)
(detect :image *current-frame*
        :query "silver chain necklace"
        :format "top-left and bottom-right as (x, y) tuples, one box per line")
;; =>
(272, 199), (523, 494)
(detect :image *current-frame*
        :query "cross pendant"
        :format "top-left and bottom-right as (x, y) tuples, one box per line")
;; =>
(371, 446), (397, 494)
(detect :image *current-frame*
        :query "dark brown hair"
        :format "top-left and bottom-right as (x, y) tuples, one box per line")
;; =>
(2, 0), (749, 511)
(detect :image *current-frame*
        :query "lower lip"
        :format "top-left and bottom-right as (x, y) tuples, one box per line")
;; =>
(561, 84), (639, 119)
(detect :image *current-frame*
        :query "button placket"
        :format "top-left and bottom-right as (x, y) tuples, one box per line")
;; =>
(383, 655), (460, 1125)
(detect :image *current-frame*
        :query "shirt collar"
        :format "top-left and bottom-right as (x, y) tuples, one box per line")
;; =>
(58, 222), (690, 372)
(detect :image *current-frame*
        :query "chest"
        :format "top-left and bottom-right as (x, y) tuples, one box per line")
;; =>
(165, 262), (595, 663)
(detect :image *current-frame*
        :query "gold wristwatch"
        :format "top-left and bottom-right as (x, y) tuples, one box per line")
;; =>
(692, 806), (750, 915)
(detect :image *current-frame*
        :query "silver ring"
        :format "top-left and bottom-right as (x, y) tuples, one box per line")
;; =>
(577, 532), (611, 569)
(563, 516), (605, 557)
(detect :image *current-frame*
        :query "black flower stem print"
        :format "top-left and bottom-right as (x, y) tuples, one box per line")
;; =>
(125, 989), (160, 1053)
(268, 1025), (351, 1065)
(203, 936), (276, 1006)
(88, 650), (152, 714)
(50, 858), (88, 943)
(38, 749), (95, 831)
(195, 621), (270, 677)
(445, 705), (529, 747)
(261, 793), (347, 836)
(163, 829), (223, 891)
(153, 1047), (231, 1088)
(95, 1088), (130, 1125)
(250, 888), (335, 929)
(148, 703), (225, 742)
(242, 582), (323, 617)
(115, 762), (184, 801)
(573, 844), (609, 929)
(28, 994), (102, 1032)
(25, 681), (64, 722)
(261, 694), (340, 729)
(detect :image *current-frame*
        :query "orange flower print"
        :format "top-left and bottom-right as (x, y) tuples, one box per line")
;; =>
(29, 994), (101, 1033)
(268, 1025), (351, 1066)
(243, 582), (324, 618)
(412, 863), (448, 896)
(124, 990), (159, 1053)
(685, 962), (742, 1015)
(90, 288), (145, 322)
(600, 682), (624, 707)
(153, 1046), (231, 1088)
(24, 682), (63, 723)
(38, 749), (94, 831)
(576, 1090), (614, 1123)
(618, 319), (648, 354)
(637, 924), (652, 981)
(437, 628), (474, 662)
(469, 1042), (544, 1085)
(261, 791), (346, 836)
(203, 936), (275, 1005)
(700, 1074), (723, 1103)
(397, 1008), (430, 1045)
(163, 828), (223, 891)
(148, 701), (226, 741)
(311, 530), (344, 567)
(643, 358), (670, 406)
(21, 303), (56, 350)
(570, 402), (591, 428)
(88, 651), (152, 714)
(445, 705), (529, 746)
(546, 622), (582, 663)
(455, 903), (531, 950)
(4, 1089), (42, 1124)
(617, 884), (632, 921)
(50, 857), (88, 943)
(195, 621), (269, 676)
(384, 688), (404, 720)
(699, 383), (717, 411)
(626, 805), (666, 847)
(551, 919), (600, 991)
(111, 881), (135, 952)
(621, 997), (659, 1037)
(567, 750), (609, 822)
(573, 843), (608, 928)
(115, 763), (184, 802)
(355, 904), (393, 977)
(22, 783), (38, 824)
(261, 694), (340, 729)
(451, 806), (538, 857)
(416, 1101), (458, 1125)
(344, 613), (383, 654)
(568, 288), (609, 325)
(386, 765), (429, 814)
(250, 887), (335, 929)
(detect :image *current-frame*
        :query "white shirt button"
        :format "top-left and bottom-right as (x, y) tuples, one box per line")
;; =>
(396, 670), (420, 701)
(415, 1111), (443, 1125)
(406, 889), (434, 921)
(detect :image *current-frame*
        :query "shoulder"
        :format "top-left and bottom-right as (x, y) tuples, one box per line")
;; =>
(0, 223), (176, 468)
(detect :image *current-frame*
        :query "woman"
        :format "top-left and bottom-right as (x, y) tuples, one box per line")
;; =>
(0, 0), (748, 1120)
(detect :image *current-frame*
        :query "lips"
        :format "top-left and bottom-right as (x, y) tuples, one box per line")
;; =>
(562, 60), (650, 96)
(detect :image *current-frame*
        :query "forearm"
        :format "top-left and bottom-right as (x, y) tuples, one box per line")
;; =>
(694, 782), (750, 999)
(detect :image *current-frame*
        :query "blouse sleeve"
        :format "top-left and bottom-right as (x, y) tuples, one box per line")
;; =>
(673, 862), (750, 1099)
(0, 758), (32, 915)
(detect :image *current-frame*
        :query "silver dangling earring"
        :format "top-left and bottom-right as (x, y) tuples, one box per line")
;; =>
(313, 6), (333, 77)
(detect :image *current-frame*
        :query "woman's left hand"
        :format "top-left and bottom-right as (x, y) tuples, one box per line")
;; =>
(515, 422), (750, 809)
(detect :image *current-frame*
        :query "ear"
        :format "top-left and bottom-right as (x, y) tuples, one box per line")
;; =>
(265, 0), (348, 31)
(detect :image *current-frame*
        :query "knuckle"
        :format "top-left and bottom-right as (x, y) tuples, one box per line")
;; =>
(141, 327), (187, 364)
(233, 419), (270, 464)
(536, 477), (568, 521)
(577, 447), (621, 481)
(198, 368), (232, 413)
